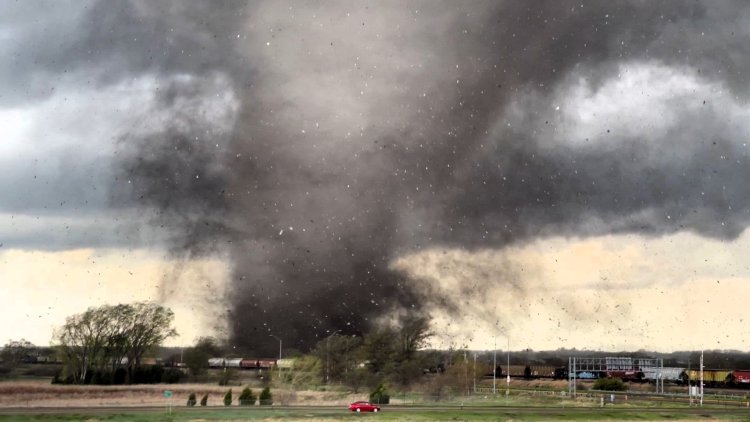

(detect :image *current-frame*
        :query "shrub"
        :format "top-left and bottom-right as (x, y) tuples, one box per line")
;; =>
(94, 371), (113, 385)
(22, 364), (61, 378)
(133, 365), (164, 384)
(187, 392), (197, 407)
(259, 386), (273, 405)
(593, 377), (627, 391)
(369, 383), (390, 404)
(238, 386), (256, 406)
(51, 370), (75, 385)
(200, 394), (208, 406)
(223, 389), (232, 406)
(111, 368), (127, 385)
(162, 368), (183, 383)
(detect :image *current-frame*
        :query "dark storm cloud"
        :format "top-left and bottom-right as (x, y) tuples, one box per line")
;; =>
(0, 1), (92, 106)
(10, 0), (750, 351)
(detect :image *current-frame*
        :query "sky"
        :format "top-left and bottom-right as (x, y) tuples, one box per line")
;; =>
(2, 1), (750, 354)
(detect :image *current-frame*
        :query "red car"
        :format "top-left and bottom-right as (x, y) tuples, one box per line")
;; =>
(348, 401), (381, 412)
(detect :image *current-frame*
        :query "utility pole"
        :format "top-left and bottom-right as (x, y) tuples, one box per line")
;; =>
(493, 336), (497, 394)
(464, 350), (468, 396)
(700, 350), (704, 407)
(325, 330), (341, 384)
(269, 335), (282, 381)
(473, 353), (477, 393)
(688, 353), (693, 407)
(506, 336), (510, 397)
(569, 356), (576, 397)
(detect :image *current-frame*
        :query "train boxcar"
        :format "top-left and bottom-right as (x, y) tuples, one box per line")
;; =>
(606, 370), (644, 382)
(526, 365), (557, 378)
(502, 365), (557, 378)
(732, 370), (750, 384)
(553, 367), (568, 379)
(576, 371), (604, 379)
(240, 359), (261, 369)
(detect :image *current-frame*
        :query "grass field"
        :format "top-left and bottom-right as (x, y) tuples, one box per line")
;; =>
(2, 378), (750, 421)
(2, 406), (750, 421)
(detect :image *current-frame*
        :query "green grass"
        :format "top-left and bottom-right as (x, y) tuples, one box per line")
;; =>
(2, 385), (749, 421)
(2, 406), (750, 421)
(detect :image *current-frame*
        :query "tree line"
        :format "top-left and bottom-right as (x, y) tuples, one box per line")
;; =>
(308, 314), (485, 398)
(31, 302), (452, 390)
(5, 304), (445, 390)
(15, 301), (750, 401)
(180, 313), (477, 396)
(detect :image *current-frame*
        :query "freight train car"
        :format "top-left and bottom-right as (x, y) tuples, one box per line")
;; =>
(208, 357), (243, 368)
(576, 371), (605, 379)
(502, 365), (557, 378)
(208, 358), (226, 368)
(605, 370), (644, 382)
(553, 367), (568, 379)
(685, 369), (732, 386)
(732, 370), (750, 385)
(240, 359), (277, 370)
(225, 358), (242, 368)
(641, 367), (685, 383)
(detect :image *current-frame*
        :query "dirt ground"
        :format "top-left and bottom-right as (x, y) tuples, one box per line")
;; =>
(0, 378), (688, 408)
(0, 380), (363, 408)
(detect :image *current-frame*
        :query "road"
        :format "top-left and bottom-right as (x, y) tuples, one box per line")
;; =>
(1, 404), (749, 419)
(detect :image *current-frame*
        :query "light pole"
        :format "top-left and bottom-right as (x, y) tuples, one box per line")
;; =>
(506, 336), (510, 397)
(269, 334), (282, 381)
(700, 350), (704, 407)
(493, 336), (497, 394)
(464, 350), (468, 396)
(473, 353), (477, 393)
(325, 330), (341, 384)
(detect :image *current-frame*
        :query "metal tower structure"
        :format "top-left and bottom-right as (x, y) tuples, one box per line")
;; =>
(568, 356), (665, 396)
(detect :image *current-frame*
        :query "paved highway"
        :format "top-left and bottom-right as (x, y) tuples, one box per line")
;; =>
(1, 404), (750, 419)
